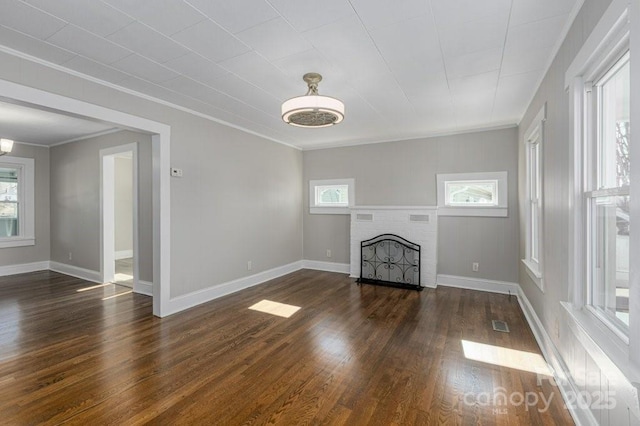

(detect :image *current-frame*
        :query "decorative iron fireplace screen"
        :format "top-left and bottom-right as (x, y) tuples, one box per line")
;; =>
(358, 234), (422, 291)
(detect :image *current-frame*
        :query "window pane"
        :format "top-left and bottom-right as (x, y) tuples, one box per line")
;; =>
(0, 167), (19, 238)
(598, 56), (630, 189)
(316, 185), (349, 205)
(591, 195), (629, 328)
(0, 203), (18, 237)
(446, 180), (497, 205)
(531, 204), (539, 263)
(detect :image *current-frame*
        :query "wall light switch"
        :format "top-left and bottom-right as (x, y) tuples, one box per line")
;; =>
(170, 167), (183, 177)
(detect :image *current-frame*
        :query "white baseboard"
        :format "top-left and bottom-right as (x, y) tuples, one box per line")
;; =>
(135, 280), (152, 297)
(49, 261), (102, 284)
(302, 260), (350, 274)
(165, 260), (304, 316)
(0, 261), (50, 277)
(517, 288), (596, 426)
(437, 274), (519, 295)
(115, 250), (133, 260)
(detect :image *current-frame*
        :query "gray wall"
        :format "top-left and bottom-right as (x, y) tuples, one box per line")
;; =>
(516, 0), (640, 422)
(0, 51), (304, 298)
(303, 127), (519, 283)
(518, 0), (612, 354)
(50, 130), (153, 282)
(0, 143), (50, 267)
(114, 157), (133, 253)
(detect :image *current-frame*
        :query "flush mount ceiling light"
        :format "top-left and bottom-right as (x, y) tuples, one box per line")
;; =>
(282, 73), (344, 128)
(0, 139), (14, 156)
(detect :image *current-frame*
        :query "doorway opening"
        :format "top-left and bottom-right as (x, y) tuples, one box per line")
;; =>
(0, 78), (171, 317)
(101, 144), (140, 292)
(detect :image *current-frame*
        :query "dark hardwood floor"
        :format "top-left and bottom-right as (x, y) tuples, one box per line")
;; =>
(0, 269), (573, 425)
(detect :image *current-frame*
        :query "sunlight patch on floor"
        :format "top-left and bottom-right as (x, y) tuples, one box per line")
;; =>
(102, 290), (133, 300)
(249, 299), (300, 318)
(77, 283), (112, 292)
(461, 339), (552, 376)
(114, 273), (133, 282)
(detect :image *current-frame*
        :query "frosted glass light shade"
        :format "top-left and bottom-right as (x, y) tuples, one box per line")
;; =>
(282, 95), (345, 128)
(0, 139), (14, 154)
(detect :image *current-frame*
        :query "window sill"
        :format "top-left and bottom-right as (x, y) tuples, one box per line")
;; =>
(0, 237), (35, 248)
(521, 259), (543, 290)
(561, 302), (640, 415)
(437, 206), (507, 217)
(310, 207), (350, 215)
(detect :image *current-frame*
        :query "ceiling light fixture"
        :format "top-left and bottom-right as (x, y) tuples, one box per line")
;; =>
(282, 73), (344, 128)
(0, 139), (14, 156)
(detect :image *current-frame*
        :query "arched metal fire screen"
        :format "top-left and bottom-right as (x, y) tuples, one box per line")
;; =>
(358, 234), (422, 291)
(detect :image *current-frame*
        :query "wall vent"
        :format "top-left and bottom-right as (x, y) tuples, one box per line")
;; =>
(356, 213), (373, 221)
(409, 214), (430, 223)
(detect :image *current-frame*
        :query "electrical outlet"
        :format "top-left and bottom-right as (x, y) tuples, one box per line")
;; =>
(68, 252), (72, 261)
(247, 260), (252, 271)
(326, 249), (332, 258)
(472, 262), (479, 272)
(170, 167), (183, 177)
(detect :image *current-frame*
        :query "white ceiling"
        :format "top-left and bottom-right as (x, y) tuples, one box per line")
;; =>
(0, 0), (580, 149)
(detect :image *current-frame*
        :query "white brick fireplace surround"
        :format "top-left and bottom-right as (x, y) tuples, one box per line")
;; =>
(350, 206), (438, 288)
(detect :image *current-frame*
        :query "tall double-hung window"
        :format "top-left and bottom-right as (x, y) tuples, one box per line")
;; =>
(585, 51), (631, 331)
(522, 106), (545, 289)
(0, 156), (35, 248)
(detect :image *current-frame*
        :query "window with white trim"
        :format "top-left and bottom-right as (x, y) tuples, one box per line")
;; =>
(522, 105), (545, 289)
(566, 0), (635, 348)
(309, 178), (354, 214)
(0, 156), (35, 248)
(437, 172), (508, 217)
(585, 51), (631, 332)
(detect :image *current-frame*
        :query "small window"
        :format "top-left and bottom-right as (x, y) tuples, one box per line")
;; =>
(0, 156), (35, 248)
(437, 172), (508, 217)
(309, 179), (354, 214)
(315, 184), (349, 207)
(444, 180), (498, 206)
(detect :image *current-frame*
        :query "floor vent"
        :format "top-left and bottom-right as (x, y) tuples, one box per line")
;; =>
(492, 320), (510, 333)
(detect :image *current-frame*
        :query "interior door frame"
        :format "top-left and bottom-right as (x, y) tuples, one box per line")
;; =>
(0, 78), (171, 317)
(100, 143), (139, 290)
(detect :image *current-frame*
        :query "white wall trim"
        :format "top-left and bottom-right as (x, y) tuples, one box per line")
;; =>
(164, 261), (304, 316)
(135, 280), (153, 297)
(49, 261), (102, 284)
(100, 143), (139, 287)
(517, 288), (597, 426)
(564, 0), (629, 89)
(302, 260), (350, 274)
(437, 274), (519, 295)
(0, 261), (49, 277)
(115, 250), (134, 260)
